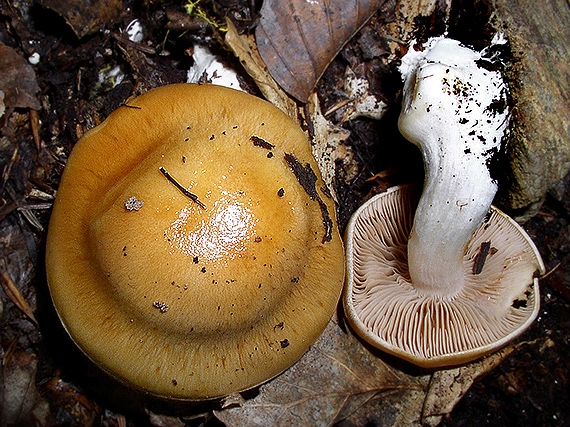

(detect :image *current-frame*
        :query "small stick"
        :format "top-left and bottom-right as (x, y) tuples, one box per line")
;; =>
(472, 241), (491, 275)
(159, 167), (206, 209)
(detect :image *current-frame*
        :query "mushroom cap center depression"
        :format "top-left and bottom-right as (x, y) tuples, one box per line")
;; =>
(90, 129), (309, 335)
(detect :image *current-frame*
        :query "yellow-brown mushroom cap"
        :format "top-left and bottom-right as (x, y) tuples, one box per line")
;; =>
(46, 84), (345, 400)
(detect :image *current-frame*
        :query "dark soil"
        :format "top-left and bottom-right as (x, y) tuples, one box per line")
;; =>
(0, 0), (568, 426)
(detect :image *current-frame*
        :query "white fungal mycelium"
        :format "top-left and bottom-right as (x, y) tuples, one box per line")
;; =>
(125, 19), (145, 43)
(186, 45), (242, 90)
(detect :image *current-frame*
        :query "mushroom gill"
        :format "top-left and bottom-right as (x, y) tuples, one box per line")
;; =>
(344, 184), (544, 368)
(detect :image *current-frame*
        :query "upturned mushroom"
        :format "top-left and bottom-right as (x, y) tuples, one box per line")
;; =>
(344, 37), (544, 368)
(46, 84), (345, 399)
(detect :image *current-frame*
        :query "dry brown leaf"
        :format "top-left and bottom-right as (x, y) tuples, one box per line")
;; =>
(37, 0), (123, 39)
(225, 19), (298, 120)
(214, 320), (424, 426)
(0, 43), (40, 110)
(255, 0), (385, 102)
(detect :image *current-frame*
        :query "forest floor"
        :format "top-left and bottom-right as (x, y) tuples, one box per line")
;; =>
(0, 0), (568, 426)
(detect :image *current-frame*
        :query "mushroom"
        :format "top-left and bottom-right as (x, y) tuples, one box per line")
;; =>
(343, 37), (545, 368)
(46, 84), (345, 399)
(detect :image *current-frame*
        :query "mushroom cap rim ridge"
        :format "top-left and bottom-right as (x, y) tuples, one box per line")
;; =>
(343, 183), (544, 369)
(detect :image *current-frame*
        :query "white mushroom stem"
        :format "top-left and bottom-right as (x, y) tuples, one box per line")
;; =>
(398, 37), (509, 297)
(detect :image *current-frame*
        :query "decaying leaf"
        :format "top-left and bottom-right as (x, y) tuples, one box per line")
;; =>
(305, 93), (352, 201)
(0, 90), (5, 119)
(335, 385), (427, 427)
(421, 346), (515, 426)
(147, 410), (186, 427)
(215, 316), (525, 426)
(255, 0), (385, 102)
(215, 320), (424, 426)
(37, 0), (123, 39)
(0, 43), (40, 110)
(225, 19), (298, 120)
(0, 349), (49, 427)
(40, 372), (102, 425)
(340, 67), (388, 122)
(382, 0), (451, 61)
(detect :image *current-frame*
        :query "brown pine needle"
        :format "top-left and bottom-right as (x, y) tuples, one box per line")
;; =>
(1, 270), (38, 325)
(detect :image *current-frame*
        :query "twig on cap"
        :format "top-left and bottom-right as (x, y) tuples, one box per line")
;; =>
(159, 166), (206, 209)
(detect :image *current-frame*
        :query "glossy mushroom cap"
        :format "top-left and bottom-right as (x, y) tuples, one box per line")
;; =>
(46, 84), (345, 399)
(344, 184), (544, 368)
